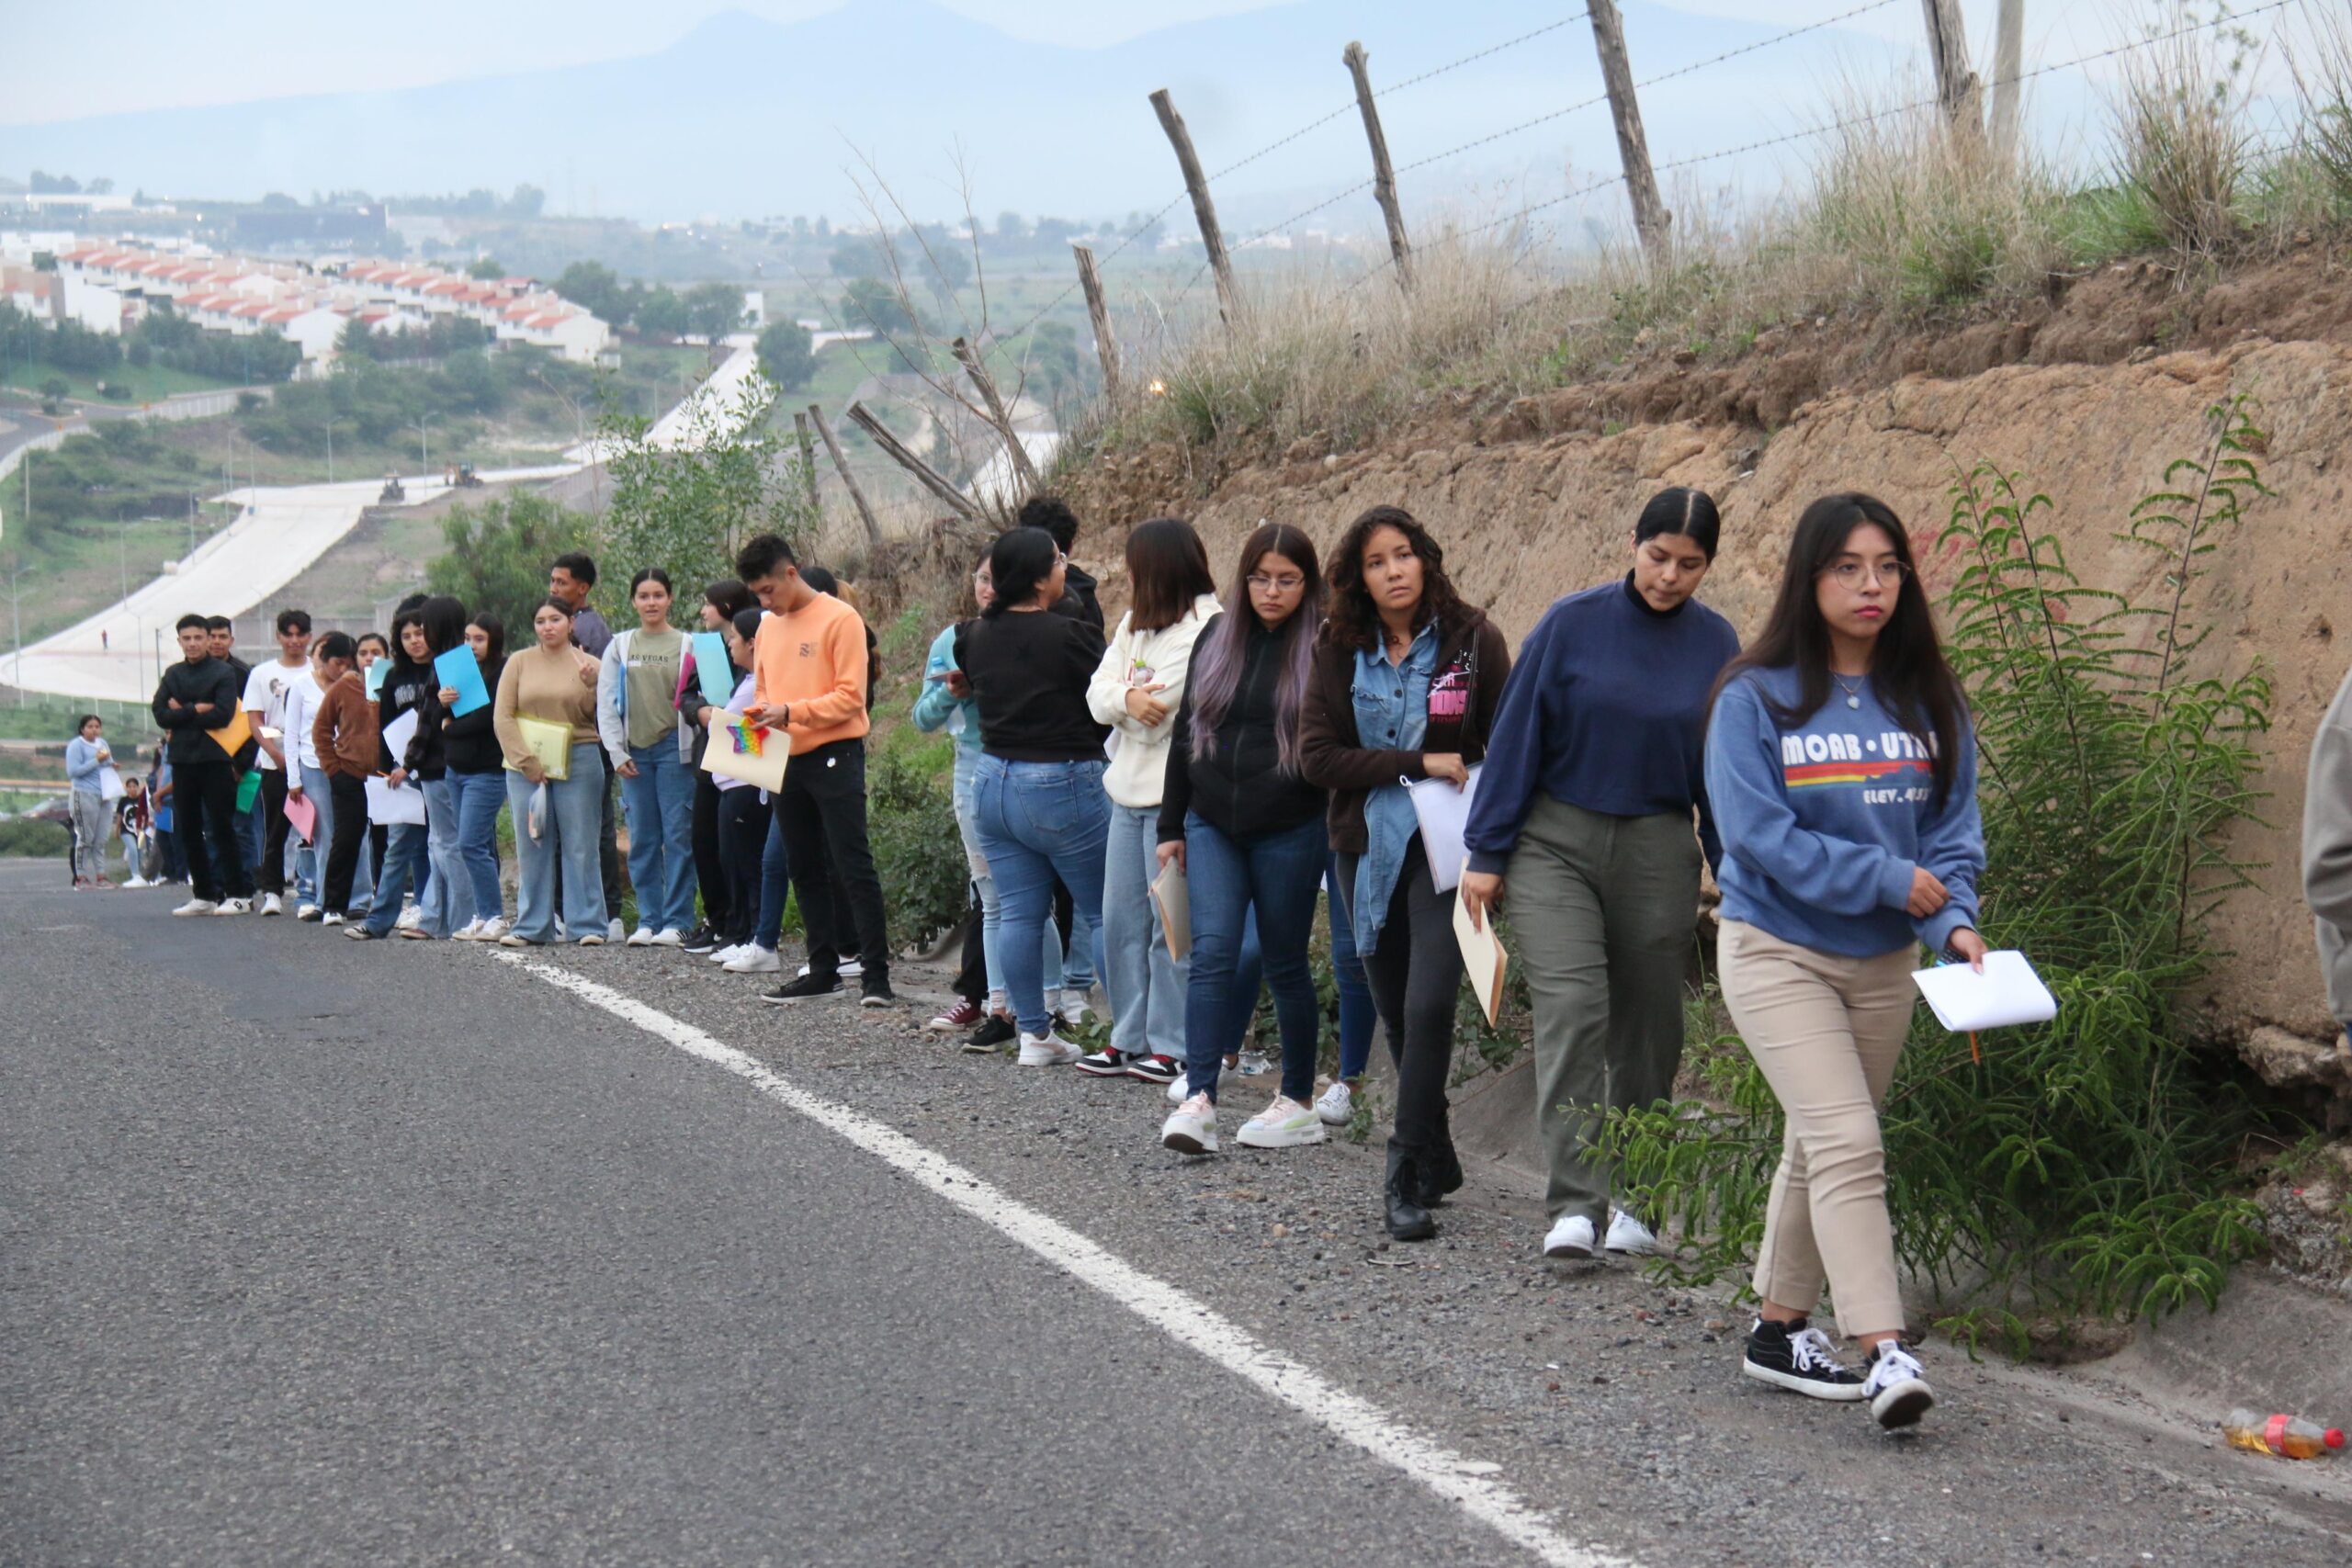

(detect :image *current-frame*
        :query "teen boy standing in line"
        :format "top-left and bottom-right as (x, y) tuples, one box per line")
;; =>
(242, 608), (314, 917)
(153, 613), (254, 916)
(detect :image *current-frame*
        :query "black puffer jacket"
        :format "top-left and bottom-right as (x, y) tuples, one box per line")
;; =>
(1158, 615), (1325, 844)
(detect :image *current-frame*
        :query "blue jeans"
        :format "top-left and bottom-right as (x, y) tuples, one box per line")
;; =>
(365, 818), (434, 937)
(1103, 801), (1184, 1057)
(620, 742), (697, 933)
(972, 755), (1109, 1037)
(1183, 813), (1326, 1104)
(1329, 849), (1375, 1080)
(753, 814), (789, 951)
(506, 745), (605, 943)
(449, 768), (506, 926)
(955, 749), (1061, 1001)
(418, 777), (464, 936)
(303, 762), (371, 916)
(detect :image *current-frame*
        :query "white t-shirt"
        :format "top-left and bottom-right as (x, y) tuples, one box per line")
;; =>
(276, 663), (328, 775)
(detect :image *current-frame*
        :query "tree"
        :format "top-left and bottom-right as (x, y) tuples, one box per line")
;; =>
(839, 276), (920, 338)
(1034, 217), (1077, 244)
(683, 280), (745, 341)
(635, 287), (689, 339)
(830, 237), (889, 277)
(594, 368), (816, 598)
(922, 242), (971, 304)
(427, 493), (594, 639)
(554, 260), (625, 322)
(29, 171), (79, 194)
(467, 256), (504, 280)
(996, 210), (1028, 242)
(504, 184), (546, 218)
(86, 176), (115, 196)
(755, 320), (815, 391)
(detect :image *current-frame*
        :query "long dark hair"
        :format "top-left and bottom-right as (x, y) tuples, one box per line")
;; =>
(1126, 517), (1216, 632)
(467, 611), (506, 665)
(419, 595), (468, 659)
(704, 580), (755, 624)
(1321, 505), (1469, 653)
(1710, 492), (1965, 805)
(981, 527), (1059, 619)
(1189, 522), (1322, 775)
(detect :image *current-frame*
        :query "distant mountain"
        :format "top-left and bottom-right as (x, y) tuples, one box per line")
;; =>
(1, 0), (1921, 226)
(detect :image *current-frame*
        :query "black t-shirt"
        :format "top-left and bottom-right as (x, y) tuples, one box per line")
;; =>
(955, 610), (1108, 762)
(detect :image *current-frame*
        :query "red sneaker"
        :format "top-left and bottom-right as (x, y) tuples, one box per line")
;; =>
(926, 997), (985, 1032)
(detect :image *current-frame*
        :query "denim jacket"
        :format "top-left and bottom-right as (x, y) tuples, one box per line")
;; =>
(1347, 623), (1438, 955)
(911, 623), (982, 759)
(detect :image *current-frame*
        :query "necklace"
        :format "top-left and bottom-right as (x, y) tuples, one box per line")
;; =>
(1832, 671), (1866, 710)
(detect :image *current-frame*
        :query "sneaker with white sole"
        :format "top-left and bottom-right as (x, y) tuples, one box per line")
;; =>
(1236, 1096), (1328, 1149)
(1015, 1030), (1083, 1066)
(1161, 1092), (1219, 1155)
(1862, 1341), (1935, 1428)
(1742, 1317), (1868, 1403)
(124, 875), (149, 889)
(397, 904), (424, 931)
(927, 998), (984, 1032)
(215, 897), (253, 916)
(963, 1013), (1016, 1054)
(650, 929), (686, 948)
(1057, 990), (1095, 1028)
(1314, 1079), (1355, 1126)
(1604, 1210), (1661, 1257)
(260, 893), (283, 917)
(578, 933), (605, 947)
(1074, 1046), (1138, 1077)
(726, 944), (781, 975)
(172, 897), (220, 918)
(1543, 1213), (1597, 1259)
(497, 932), (537, 947)
(606, 918), (626, 942)
(296, 903), (321, 921)
(476, 917), (509, 942)
(321, 911), (345, 927)
(451, 918), (485, 942)
(796, 959), (864, 980)
(1167, 1073), (1192, 1105)
(1125, 1054), (1182, 1086)
(626, 925), (655, 947)
(708, 943), (742, 964)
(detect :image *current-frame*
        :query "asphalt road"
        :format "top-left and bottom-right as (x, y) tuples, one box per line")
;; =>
(6, 858), (2351, 1567)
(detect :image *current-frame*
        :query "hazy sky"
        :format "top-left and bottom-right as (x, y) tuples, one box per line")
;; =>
(6, 1), (1946, 126)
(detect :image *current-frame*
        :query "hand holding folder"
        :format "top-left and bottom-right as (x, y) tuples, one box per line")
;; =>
(1452, 862), (1508, 1027)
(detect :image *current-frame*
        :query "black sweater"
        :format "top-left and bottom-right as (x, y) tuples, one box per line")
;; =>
(152, 657), (243, 764)
(1158, 616), (1325, 844)
(956, 609), (1108, 761)
(378, 661), (445, 781)
(440, 656), (507, 774)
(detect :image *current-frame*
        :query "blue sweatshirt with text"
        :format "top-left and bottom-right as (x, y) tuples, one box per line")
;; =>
(1705, 665), (1984, 959)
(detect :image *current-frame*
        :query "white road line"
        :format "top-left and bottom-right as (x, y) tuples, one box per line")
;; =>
(491, 951), (1634, 1568)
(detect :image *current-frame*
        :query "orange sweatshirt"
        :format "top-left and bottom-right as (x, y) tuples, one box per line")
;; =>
(752, 590), (872, 755)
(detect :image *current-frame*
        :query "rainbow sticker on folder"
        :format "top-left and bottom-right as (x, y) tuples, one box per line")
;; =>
(726, 716), (763, 756)
(702, 715), (787, 792)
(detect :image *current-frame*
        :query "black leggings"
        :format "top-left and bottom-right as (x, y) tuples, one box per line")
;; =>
(1349, 837), (1462, 1162)
(692, 769), (729, 935)
(716, 784), (768, 946)
(325, 773), (370, 916)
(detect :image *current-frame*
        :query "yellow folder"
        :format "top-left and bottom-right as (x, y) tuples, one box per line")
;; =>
(505, 716), (576, 781)
(205, 700), (253, 761)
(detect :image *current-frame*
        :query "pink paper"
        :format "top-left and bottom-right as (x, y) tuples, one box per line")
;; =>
(283, 787), (319, 843)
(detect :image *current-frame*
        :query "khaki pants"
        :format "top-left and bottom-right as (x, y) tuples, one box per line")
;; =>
(1718, 919), (1918, 1338)
(1510, 797), (1701, 1224)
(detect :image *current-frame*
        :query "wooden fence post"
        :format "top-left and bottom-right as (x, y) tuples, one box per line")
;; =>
(1586, 0), (1672, 263)
(1342, 41), (1413, 287)
(1919, 0), (1988, 158)
(1990, 0), (2025, 170)
(1149, 88), (1239, 325)
(1071, 245), (1122, 401)
(790, 411), (821, 513)
(951, 335), (1043, 498)
(845, 402), (986, 525)
(807, 403), (883, 549)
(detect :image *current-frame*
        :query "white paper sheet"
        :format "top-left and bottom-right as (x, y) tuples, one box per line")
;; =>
(365, 774), (427, 826)
(380, 707), (420, 766)
(1453, 872), (1508, 1027)
(1910, 951), (2058, 1032)
(1408, 763), (1482, 893)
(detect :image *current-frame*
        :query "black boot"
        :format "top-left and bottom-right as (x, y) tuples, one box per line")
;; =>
(1418, 1141), (1464, 1207)
(1385, 1145), (1437, 1242)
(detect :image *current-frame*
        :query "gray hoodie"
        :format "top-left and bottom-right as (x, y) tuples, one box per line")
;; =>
(2306, 663), (2352, 1038)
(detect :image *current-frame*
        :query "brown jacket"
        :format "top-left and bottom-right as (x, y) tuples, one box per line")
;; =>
(313, 671), (381, 779)
(1298, 609), (1511, 854)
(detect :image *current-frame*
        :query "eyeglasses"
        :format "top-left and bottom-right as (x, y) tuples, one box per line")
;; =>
(1823, 560), (1909, 589)
(1247, 573), (1306, 593)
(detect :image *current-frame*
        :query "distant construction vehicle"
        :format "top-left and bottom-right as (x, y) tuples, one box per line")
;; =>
(446, 463), (485, 489)
(379, 473), (406, 502)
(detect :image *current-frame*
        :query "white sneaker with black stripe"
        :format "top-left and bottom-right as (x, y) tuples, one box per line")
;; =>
(1741, 1317), (1867, 1402)
(1862, 1341), (1935, 1429)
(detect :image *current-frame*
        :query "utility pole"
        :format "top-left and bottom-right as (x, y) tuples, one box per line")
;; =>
(413, 416), (433, 479)
(1919, 0), (1988, 158)
(1342, 41), (1414, 287)
(1070, 245), (1122, 402)
(1990, 0), (2025, 170)
(1587, 0), (1672, 263)
(1149, 88), (1238, 326)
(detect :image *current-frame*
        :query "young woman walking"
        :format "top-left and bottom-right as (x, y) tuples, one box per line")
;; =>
(1156, 523), (1331, 1154)
(442, 611), (509, 940)
(955, 525), (1110, 1066)
(1302, 507), (1511, 1240)
(1080, 517), (1221, 1085)
(598, 568), (697, 946)
(1705, 491), (1984, 1431)
(1461, 488), (1742, 1261)
(494, 599), (607, 946)
(350, 607), (438, 941)
(684, 581), (756, 953)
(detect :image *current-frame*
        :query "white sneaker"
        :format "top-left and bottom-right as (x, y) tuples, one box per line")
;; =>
(708, 943), (743, 964)
(1543, 1214), (1597, 1260)
(260, 893), (283, 917)
(578, 933), (606, 946)
(396, 903), (423, 931)
(296, 903), (320, 920)
(1314, 1079), (1354, 1126)
(649, 928), (685, 948)
(321, 911), (345, 927)
(214, 897), (253, 916)
(1604, 1210), (1660, 1257)
(725, 944), (781, 975)
(172, 897), (220, 917)
(626, 925), (654, 947)
(451, 918), (485, 942)
(124, 875), (149, 888)
(1161, 1092), (1219, 1155)
(1862, 1342), (1935, 1429)
(1057, 989), (1095, 1028)
(497, 932), (535, 947)
(476, 916), (509, 942)
(797, 959), (864, 979)
(607, 918), (626, 942)
(1237, 1096), (1328, 1149)
(1167, 1073), (1191, 1105)
(1015, 1030), (1083, 1067)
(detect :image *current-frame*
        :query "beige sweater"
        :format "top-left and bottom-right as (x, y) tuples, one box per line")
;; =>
(493, 642), (601, 775)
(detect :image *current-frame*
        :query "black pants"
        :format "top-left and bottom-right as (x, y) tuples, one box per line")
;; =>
(257, 768), (292, 897)
(770, 738), (889, 979)
(175, 757), (253, 903)
(598, 756), (623, 919)
(1349, 838), (1462, 1163)
(716, 784), (768, 946)
(692, 769), (729, 936)
(325, 773), (370, 916)
(954, 888), (986, 1004)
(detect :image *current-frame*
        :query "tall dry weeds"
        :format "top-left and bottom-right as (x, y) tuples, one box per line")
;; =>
(2099, 22), (2254, 260)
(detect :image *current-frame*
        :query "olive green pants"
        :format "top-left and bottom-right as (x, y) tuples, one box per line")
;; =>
(1509, 796), (1701, 1225)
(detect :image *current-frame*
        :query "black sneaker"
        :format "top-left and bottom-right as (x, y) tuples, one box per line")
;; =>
(1863, 1341), (1935, 1429)
(1741, 1317), (1867, 1402)
(962, 1012), (1016, 1055)
(858, 974), (896, 1009)
(1125, 1053), (1182, 1085)
(1074, 1046), (1138, 1077)
(762, 971), (842, 1005)
(682, 923), (719, 954)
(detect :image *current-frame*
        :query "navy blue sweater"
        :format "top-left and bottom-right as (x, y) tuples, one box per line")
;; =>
(1464, 575), (1740, 875)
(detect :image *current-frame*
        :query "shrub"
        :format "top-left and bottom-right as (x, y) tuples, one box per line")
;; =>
(1602, 400), (2282, 1352)
(2104, 18), (2252, 261)
(865, 730), (967, 951)
(0, 818), (72, 857)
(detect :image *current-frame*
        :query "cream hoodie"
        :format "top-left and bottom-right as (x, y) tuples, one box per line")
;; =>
(1085, 592), (1223, 809)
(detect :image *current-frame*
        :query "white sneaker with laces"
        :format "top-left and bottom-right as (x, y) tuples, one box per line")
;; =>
(1161, 1092), (1219, 1155)
(261, 893), (283, 917)
(214, 897), (253, 916)
(1167, 1073), (1191, 1105)
(1862, 1342), (1935, 1429)
(1314, 1079), (1354, 1126)
(626, 925), (655, 947)
(321, 911), (345, 927)
(1543, 1214), (1597, 1259)
(607, 918), (627, 942)
(1057, 989), (1095, 1028)
(476, 916), (509, 942)
(125, 875), (150, 889)
(650, 928), (685, 948)
(725, 944), (781, 975)
(1604, 1210), (1660, 1257)
(708, 943), (742, 964)
(1015, 1031), (1083, 1067)
(1237, 1096), (1328, 1149)
(172, 897), (220, 918)
(295, 903), (320, 920)
(451, 918), (485, 942)
(397, 903), (424, 931)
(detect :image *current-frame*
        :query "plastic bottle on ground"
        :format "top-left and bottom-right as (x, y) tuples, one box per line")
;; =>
(2222, 1409), (2345, 1460)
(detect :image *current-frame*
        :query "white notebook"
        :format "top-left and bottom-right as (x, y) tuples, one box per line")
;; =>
(1910, 951), (2057, 1032)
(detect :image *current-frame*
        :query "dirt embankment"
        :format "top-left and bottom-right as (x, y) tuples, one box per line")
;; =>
(1059, 290), (2352, 1080)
